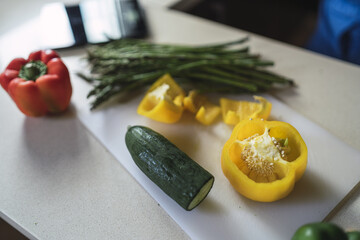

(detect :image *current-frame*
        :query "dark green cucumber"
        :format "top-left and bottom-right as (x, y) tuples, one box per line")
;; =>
(125, 125), (214, 211)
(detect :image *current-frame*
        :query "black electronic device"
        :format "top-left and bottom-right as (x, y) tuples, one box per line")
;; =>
(39, 0), (147, 49)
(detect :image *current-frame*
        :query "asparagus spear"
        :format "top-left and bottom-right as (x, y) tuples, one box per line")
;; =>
(78, 38), (293, 109)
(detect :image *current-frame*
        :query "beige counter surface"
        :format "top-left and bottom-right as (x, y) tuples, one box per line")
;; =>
(0, 2), (359, 239)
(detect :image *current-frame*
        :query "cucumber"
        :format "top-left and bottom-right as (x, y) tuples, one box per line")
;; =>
(125, 125), (214, 211)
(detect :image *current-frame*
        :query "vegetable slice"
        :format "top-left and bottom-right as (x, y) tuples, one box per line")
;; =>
(125, 125), (214, 211)
(184, 90), (221, 125)
(220, 95), (271, 125)
(221, 119), (307, 202)
(137, 74), (185, 123)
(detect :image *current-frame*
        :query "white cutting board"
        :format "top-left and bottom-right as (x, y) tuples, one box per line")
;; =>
(67, 57), (360, 240)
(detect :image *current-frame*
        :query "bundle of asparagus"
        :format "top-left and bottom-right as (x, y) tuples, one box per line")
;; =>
(78, 37), (293, 109)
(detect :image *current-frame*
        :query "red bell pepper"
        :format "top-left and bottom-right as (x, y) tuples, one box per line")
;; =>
(0, 50), (72, 117)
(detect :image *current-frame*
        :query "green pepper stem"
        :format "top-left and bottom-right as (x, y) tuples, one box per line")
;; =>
(19, 61), (47, 81)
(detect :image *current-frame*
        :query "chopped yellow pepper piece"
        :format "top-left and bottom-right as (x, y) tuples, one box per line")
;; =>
(220, 96), (272, 125)
(137, 74), (185, 123)
(221, 119), (307, 202)
(184, 90), (221, 125)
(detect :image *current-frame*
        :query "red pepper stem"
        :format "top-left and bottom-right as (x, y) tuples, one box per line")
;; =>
(18, 61), (47, 81)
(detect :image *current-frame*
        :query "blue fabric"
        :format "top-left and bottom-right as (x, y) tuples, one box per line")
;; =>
(307, 0), (360, 64)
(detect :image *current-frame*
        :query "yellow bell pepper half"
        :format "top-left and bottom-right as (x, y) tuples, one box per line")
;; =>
(220, 96), (272, 125)
(221, 119), (307, 202)
(183, 90), (221, 125)
(137, 74), (185, 123)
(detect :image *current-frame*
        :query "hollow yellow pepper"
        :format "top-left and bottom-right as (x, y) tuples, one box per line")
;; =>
(183, 90), (221, 125)
(137, 74), (185, 123)
(221, 119), (307, 202)
(220, 96), (272, 125)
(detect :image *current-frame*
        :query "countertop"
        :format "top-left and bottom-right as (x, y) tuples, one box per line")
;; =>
(0, 1), (359, 239)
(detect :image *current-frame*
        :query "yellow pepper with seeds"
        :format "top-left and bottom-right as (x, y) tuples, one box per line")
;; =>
(137, 74), (185, 123)
(221, 119), (307, 202)
(184, 90), (221, 125)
